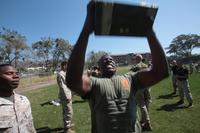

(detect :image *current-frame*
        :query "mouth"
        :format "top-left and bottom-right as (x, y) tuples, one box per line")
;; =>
(11, 81), (19, 88)
(106, 63), (116, 71)
(107, 64), (113, 69)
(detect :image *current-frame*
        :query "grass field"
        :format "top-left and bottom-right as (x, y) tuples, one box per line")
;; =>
(19, 74), (56, 88)
(22, 67), (200, 133)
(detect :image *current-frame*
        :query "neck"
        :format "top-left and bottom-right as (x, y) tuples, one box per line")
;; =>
(0, 89), (13, 97)
(102, 72), (115, 78)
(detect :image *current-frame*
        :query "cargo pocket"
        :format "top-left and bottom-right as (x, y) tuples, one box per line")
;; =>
(20, 111), (34, 130)
(0, 120), (13, 132)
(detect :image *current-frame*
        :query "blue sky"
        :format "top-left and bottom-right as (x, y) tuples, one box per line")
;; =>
(0, 0), (200, 57)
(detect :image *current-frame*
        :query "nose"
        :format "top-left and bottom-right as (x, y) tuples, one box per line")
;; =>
(13, 72), (20, 78)
(106, 58), (113, 62)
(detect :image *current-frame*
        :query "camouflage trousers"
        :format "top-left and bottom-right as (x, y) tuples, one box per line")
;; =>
(177, 79), (193, 104)
(135, 88), (151, 123)
(172, 74), (178, 93)
(60, 94), (73, 130)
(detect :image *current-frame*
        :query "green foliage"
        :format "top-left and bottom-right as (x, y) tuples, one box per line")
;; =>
(32, 37), (54, 71)
(0, 27), (29, 66)
(166, 34), (200, 57)
(32, 37), (72, 71)
(23, 67), (200, 133)
(86, 50), (109, 68)
(52, 38), (72, 71)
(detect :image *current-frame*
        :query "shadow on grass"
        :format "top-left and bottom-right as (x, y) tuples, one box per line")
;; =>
(36, 127), (63, 133)
(72, 100), (86, 104)
(157, 102), (188, 112)
(157, 93), (178, 99)
(39, 99), (86, 107)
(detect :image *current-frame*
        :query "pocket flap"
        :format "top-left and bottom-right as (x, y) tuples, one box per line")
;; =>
(0, 120), (13, 128)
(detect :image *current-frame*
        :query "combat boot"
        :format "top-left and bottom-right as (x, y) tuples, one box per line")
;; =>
(142, 122), (152, 131)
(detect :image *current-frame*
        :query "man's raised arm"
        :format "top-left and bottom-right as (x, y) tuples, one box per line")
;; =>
(137, 30), (169, 88)
(66, 2), (94, 96)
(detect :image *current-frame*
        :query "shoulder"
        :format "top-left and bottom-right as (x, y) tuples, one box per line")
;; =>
(140, 62), (148, 68)
(58, 70), (65, 75)
(14, 93), (30, 104)
(57, 70), (66, 77)
(125, 71), (136, 77)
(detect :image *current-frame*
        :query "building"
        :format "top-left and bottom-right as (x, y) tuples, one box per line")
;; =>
(111, 52), (151, 65)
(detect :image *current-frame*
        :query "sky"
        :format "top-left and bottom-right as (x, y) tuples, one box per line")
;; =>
(0, 0), (200, 57)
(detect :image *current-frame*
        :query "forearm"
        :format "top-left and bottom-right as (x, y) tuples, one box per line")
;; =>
(66, 26), (90, 94)
(66, 1), (94, 95)
(147, 31), (169, 79)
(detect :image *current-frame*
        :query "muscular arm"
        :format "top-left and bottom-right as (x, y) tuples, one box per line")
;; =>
(66, 2), (94, 96)
(136, 30), (169, 88)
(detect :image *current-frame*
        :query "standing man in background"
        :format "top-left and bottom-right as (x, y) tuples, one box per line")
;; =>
(0, 64), (36, 133)
(176, 61), (193, 108)
(57, 61), (75, 133)
(170, 60), (178, 95)
(130, 54), (152, 131)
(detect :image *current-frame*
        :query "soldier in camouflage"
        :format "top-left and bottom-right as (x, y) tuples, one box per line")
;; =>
(0, 64), (36, 133)
(131, 55), (152, 131)
(57, 61), (75, 133)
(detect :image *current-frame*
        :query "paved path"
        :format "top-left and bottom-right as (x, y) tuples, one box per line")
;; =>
(16, 80), (57, 93)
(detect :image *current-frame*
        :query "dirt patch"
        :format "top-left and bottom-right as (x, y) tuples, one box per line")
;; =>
(16, 80), (57, 94)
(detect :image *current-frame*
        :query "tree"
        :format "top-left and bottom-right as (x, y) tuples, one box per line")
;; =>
(32, 37), (73, 72)
(0, 27), (29, 67)
(165, 43), (178, 57)
(52, 38), (73, 71)
(166, 34), (200, 57)
(86, 51), (109, 68)
(32, 37), (54, 71)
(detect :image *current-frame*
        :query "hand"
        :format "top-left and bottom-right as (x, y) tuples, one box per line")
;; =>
(146, 28), (154, 36)
(83, 1), (95, 34)
(146, 28), (156, 40)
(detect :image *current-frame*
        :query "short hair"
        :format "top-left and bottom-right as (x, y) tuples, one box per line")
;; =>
(135, 54), (143, 60)
(0, 63), (12, 68)
(61, 61), (67, 67)
(0, 63), (13, 71)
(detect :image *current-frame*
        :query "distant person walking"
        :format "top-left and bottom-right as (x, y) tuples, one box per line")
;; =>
(0, 64), (36, 133)
(57, 61), (75, 133)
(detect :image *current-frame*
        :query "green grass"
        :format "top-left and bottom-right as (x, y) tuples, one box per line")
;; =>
(23, 68), (200, 133)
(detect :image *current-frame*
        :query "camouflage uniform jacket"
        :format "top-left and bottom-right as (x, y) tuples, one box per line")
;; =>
(0, 93), (36, 133)
(57, 70), (72, 100)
